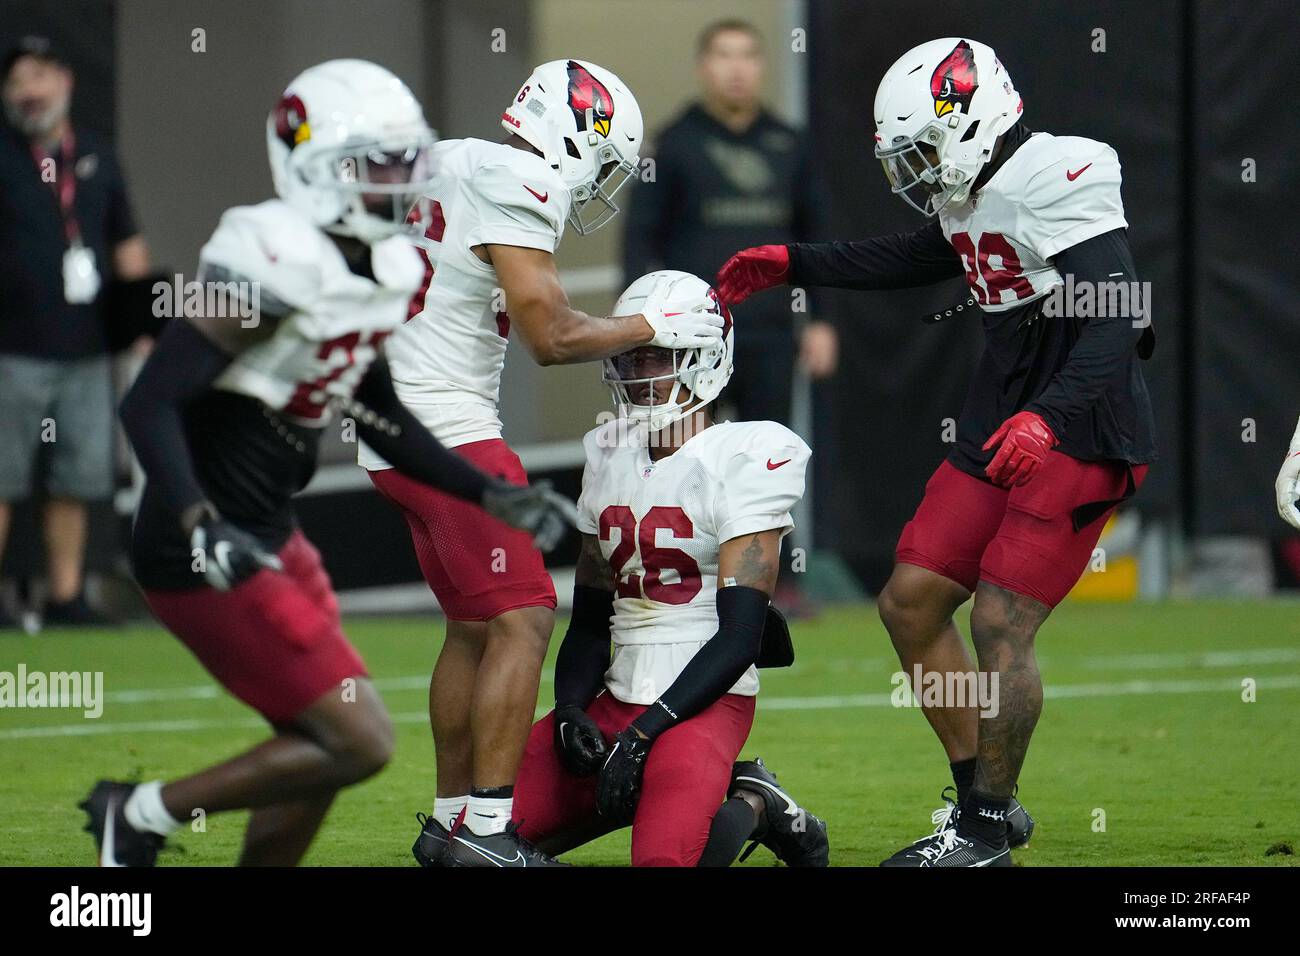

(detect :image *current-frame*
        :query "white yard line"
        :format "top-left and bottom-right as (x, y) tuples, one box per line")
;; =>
(3, 673), (1297, 740)
(81, 645), (1300, 706)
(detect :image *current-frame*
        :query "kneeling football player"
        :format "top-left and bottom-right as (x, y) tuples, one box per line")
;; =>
(415, 271), (829, 867)
(79, 60), (576, 867)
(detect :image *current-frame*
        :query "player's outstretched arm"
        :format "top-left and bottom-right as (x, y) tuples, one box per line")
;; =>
(346, 355), (577, 551)
(486, 243), (722, 365)
(715, 221), (964, 306)
(553, 534), (616, 775)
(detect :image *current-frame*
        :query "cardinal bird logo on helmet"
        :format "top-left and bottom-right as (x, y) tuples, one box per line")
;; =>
(566, 60), (614, 137)
(274, 92), (311, 150)
(930, 40), (978, 118)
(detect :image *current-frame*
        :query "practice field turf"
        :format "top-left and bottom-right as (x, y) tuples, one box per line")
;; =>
(2, 600), (1297, 867)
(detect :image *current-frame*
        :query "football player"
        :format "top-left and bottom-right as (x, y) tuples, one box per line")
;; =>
(79, 60), (576, 867)
(1275, 415), (1300, 529)
(417, 271), (828, 867)
(368, 61), (725, 867)
(717, 39), (1156, 866)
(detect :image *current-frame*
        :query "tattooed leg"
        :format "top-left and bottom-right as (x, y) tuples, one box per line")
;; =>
(968, 581), (1051, 798)
(878, 563), (978, 762)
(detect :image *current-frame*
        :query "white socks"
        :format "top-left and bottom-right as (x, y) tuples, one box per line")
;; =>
(464, 794), (513, 836)
(124, 781), (181, 836)
(434, 795), (467, 831)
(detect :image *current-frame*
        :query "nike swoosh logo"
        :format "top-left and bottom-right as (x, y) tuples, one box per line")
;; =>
(457, 837), (525, 867)
(522, 184), (548, 203)
(736, 774), (801, 816)
(766, 458), (792, 470)
(101, 796), (125, 867)
(1066, 163), (1092, 181)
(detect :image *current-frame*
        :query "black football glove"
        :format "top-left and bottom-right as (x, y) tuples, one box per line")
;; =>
(189, 511), (282, 591)
(482, 479), (579, 552)
(596, 727), (652, 822)
(553, 703), (608, 776)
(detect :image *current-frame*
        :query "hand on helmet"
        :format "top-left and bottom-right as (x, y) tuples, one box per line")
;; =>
(640, 286), (725, 350)
(715, 244), (790, 306)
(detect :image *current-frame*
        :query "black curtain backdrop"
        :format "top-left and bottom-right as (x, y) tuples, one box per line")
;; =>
(808, 0), (1299, 590)
(1191, 1), (1300, 535)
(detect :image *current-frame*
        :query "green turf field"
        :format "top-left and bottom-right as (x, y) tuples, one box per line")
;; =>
(2, 599), (1297, 866)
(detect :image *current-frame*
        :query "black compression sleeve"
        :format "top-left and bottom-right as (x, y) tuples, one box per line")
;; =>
(787, 220), (963, 291)
(554, 584), (615, 708)
(631, 585), (768, 739)
(347, 357), (490, 505)
(119, 319), (233, 520)
(1025, 228), (1145, 435)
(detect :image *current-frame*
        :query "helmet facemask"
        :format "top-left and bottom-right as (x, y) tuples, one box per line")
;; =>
(299, 134), (438, 243)
(876, 124), (968, 217)
(567, 129), (638, 235)
(603, 345), (716, 435)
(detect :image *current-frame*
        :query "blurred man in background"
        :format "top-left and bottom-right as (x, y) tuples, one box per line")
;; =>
(622, 20), (835, 614)
(623, 19), (838, 423)
(0, 36), (151, 628)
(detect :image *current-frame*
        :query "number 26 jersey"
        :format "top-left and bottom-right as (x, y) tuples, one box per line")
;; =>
(575, 418), (810, 705)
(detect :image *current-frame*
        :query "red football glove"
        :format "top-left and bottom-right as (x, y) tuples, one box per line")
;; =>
(982, 411), (1058, 488)
(715, 245), (790, 306)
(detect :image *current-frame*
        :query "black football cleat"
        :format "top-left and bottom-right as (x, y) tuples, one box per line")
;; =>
(412, 812), (452, 867)
(882, 787), (1035, 865)
(445, 821), (567, 867)
(730, 758), (829, 867)
(882, 786), (962, 865)
(79, 781), (164, 867)
(1005, 794), (1035, 849)
(881, 827), (1011, 867)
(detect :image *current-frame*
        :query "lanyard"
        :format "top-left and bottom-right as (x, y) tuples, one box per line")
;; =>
(31, 132), (80, 245)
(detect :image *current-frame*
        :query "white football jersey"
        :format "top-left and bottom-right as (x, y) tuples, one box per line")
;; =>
(360, 138), (569, 465)
(200, 199), (424, 427)
(576, 418), (811, 705)
(939, 132), (1127, 312)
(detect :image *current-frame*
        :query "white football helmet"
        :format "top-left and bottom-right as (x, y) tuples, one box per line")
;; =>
(603, 271), (734, 433)
(873, 38), (1022, 216)
(267, 59), (438, 243)
(501, 59), (643, 235)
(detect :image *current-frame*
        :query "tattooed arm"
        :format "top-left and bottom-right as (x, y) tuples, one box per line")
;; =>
(716, 529), (783, 598)
(627, 529), (782, 739)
